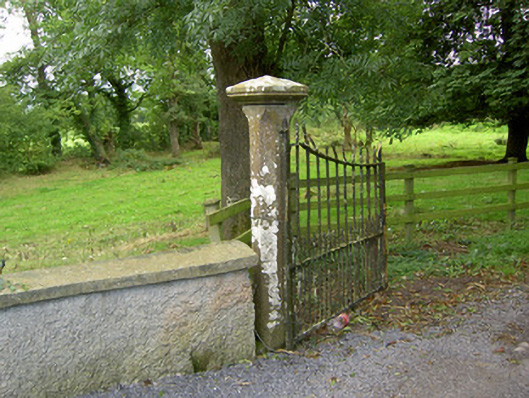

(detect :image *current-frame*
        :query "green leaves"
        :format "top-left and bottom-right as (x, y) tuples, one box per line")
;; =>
(418, 0), (529, 124)
(0, 85), (57, 174)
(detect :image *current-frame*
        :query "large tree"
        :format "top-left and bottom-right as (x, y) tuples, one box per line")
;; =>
(183, 0), (418, 236)
(1, 0), (63, 156)
(184, 1), (291, 236)
(283, 0), (427, 146)
(417, 0), (529, 161)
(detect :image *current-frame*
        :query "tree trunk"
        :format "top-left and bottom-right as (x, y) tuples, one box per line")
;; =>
(366, 127), (374, 147)
(103, 130), (115, 156)
(192, 122), (203, 150)
(210, 40), (269, 238)
(49, 130), (62, 157)
(502, 111), (529, 162)
(76, 110), (110, 165)
(169, 120), (180, 157)
(23, 1), (62, 156)
(341, 108), (354, 151)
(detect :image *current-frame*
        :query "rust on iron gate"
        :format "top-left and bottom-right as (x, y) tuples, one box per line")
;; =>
(286, 125), (387, 346)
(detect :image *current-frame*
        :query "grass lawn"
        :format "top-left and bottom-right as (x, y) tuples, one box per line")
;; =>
(1, 123), (528, 280)
(1, 153), (220, 272)
(382, 123), (508, 167)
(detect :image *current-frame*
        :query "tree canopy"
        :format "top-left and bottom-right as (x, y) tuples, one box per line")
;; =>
(415, 0), (529, 161)
(2, 0), (527, 186)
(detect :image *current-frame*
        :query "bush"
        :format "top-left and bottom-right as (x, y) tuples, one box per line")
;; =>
(20, 159), (56, 175)
(0, 86), (57, 175)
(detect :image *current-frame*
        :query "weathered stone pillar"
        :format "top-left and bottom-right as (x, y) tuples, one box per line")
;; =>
(226, 75), (308, 348)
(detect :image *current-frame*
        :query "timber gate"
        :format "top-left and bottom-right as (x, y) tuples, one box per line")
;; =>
(286, 125), (387, 347)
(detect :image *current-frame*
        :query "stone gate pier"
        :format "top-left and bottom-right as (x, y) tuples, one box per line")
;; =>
(227, 75), (308, 348)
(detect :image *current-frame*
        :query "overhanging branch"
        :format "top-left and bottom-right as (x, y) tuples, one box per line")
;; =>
(275, 0), (296, 68)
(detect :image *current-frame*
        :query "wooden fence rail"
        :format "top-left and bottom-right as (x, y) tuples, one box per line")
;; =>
(203, 198), (251, 244)
(204, 158), (529, 243)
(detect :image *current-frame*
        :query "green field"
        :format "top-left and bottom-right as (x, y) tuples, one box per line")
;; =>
(0, 152), (220, 272)
(1, 124), (528, 278)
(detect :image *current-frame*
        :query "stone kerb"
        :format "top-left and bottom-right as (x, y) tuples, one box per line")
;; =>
(227, 75), (308, 349)
(0, 241), (258, 397)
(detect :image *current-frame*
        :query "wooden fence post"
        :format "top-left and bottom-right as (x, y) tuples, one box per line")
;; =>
(404, 165), (415, 242)
(507, 157), (517, 230)
(203, 199), (222, 242)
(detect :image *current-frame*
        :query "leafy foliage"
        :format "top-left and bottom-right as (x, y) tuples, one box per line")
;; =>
(3, 0), (527, 173)
(418, 0), (529, 125)
(1, 0), (219, 170)
(0, 85), (56, 174)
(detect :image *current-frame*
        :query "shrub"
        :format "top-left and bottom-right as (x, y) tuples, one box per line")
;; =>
(0, 86), (57, 175)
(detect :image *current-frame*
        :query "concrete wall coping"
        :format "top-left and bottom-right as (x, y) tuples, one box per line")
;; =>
(0, 240), (258, 310)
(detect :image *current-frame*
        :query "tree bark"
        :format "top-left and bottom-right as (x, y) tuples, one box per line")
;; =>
(341, 108), (354, 151)
(192, 122), (203, 150)
(210, 40), (270, 238)
(76, 110), (110, 165)
(72, 78), (110, 165)
(169, 120), (180, 157)
(366, 127), (374, 147)
(498, 4), (528, 163)
(23, 1), (62, 156)
(502, 111), (529, 162)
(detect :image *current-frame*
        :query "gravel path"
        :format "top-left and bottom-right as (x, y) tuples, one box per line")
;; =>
(81, 285), (529, 398)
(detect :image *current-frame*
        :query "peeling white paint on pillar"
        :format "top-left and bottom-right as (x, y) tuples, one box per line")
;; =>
(250, 179), (277, 208)
(260, 165), (270, 177)
(251, 219), (281, 328)
(250, 178), (281, 328)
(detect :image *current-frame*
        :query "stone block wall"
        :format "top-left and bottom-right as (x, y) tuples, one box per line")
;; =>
(0, 241), (257, 397)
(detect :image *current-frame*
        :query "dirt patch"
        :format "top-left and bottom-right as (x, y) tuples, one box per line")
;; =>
(356, 274), (489, 334)
(421, 239), (470, 256)
(351, 263), (528, 336)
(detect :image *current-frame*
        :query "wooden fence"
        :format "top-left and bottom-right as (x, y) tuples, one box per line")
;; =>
(386, 158), (529, 240)
(204, 158), (529, 243)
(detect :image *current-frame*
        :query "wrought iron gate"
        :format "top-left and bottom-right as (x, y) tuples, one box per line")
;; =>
(286, 126), (387, 346)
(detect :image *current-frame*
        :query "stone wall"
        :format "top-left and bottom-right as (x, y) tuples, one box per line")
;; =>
(0, 241), (257, 397)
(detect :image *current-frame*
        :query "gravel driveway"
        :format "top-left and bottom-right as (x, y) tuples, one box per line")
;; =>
(80, 285), (529, 398)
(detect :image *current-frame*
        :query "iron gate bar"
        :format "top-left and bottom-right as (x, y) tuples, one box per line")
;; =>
(288, 233), (386, 273)
(316, 148), (322, 322)
(325, 148), (332, 320)
(305, 144), (311, 330)
(340, 147), (345, 309)
(359, 147), (365, 236)
(372, 147), (378, 234)
(351, 148), (358, 303)
(352, 147), (357, 238)
(366, 149), (372, 230)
